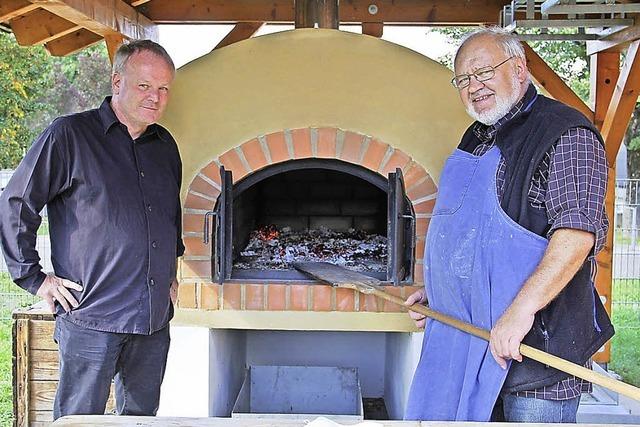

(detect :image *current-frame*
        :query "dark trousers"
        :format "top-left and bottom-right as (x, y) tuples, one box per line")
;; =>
(53, 317), (170, 420)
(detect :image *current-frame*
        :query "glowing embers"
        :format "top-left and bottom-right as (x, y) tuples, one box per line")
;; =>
(234, 225), (387, 272)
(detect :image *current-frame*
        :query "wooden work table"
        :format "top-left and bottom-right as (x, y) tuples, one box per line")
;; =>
(50, 416), (630, 426)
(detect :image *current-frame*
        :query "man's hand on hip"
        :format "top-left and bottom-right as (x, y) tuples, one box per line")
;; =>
(170, 278), (179, 304)
(405, 288), (428, 329)
(36, 274), (83, 313)
(489, 303), (535, 369)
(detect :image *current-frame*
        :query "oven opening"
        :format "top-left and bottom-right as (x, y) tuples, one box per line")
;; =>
(205, 159), (415, 284)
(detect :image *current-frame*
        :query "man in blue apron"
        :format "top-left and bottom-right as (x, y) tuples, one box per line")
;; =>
(404, 28), (614, 422)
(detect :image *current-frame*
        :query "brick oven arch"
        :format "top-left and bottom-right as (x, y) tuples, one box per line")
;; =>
(180, 127), (436, 299)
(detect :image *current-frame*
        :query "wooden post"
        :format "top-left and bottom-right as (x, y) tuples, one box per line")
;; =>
(295, 0), (338, 29)
(317, 0), (338, 29)
(13, 319), (29, 427)
(295, 0), (315, 28)
(591, 51), (620, 364)
(596, 43), (640, 364)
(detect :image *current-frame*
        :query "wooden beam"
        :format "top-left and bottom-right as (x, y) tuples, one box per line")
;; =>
(601, 40), (640, 165)
(10, 8), (79, 46)
(104, 33), (124, 64)
(143, 0), (504, 25)
(596, 43), (640, 345)
(523, 42), (594, 121)
(44, 27), (101, 56)
(0, 0), (38, 22)
(591, 51), (620, 365)
(28, 0), (158, 41)
(362, 22), (384, 38)
(212, 22), (264, 50)
(130, 0), (152, 6)
(592, 52), (621, 130)
(587, 25), (640, 56)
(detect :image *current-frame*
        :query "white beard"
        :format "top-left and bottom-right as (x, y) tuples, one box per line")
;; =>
(466, 76), (522, 125)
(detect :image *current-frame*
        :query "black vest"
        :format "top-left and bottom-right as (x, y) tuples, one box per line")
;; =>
(459, 85), (615, 392)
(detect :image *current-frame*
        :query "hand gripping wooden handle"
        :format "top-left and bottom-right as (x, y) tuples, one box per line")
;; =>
(372, 287), (640, 402)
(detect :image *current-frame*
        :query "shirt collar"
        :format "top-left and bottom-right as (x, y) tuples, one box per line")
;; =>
(98, 96), (170, 143)
(98, 97), (120, 134)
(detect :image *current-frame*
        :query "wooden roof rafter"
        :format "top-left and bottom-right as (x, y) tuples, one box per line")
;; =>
(10, 8), (80, 46)
(0, 0), (38, 23)
(29, 0), (158, 39)
(137, 0), (507, 25)
(2, 0), (159, 56)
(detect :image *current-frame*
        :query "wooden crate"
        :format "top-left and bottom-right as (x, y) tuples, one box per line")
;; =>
(12, 303), (115, 427)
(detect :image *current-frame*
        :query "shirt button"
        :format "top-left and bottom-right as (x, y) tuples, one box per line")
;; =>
(147, 204), (152, 212)
(140, 171), (145, 177)
(152, 241), (157, 248)
(149, 278), (155, 286)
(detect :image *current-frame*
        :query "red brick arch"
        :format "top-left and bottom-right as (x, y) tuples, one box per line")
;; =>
(178, 127), (436, 311)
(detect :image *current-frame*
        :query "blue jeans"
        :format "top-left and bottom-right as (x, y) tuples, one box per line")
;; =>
(495, 394), (581, 423)
(53, 317), (170, 419)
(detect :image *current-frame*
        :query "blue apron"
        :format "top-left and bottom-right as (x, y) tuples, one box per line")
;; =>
(405, 146), (548, 421)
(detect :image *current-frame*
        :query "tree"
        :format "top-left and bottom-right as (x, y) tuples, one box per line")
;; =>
(29, 44), (111, 141)
(0, 34), (111, 169)
(0, 32), (52, 168)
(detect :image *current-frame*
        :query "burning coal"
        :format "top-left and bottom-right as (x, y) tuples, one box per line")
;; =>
(234, 225), (387, 272)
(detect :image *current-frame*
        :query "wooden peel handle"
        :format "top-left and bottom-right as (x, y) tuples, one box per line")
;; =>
(372, 287), (640, 402)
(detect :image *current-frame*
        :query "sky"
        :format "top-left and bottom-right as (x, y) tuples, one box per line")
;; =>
(158, 24), (457, 69)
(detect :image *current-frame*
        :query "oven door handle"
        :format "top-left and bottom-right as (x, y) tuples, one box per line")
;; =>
(203, 210), (217, 244)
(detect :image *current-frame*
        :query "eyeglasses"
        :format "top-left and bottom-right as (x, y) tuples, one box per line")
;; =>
(451, 57), (515, 89)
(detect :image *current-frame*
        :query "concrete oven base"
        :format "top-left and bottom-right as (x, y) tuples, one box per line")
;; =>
(156, 325), (424, 420)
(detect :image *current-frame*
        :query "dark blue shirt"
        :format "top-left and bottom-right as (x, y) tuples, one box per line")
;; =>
(0, 98), (185, 334)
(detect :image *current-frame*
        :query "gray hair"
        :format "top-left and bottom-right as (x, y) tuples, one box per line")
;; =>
(112, 39), (175, 76)
(454, 27), (526, 68)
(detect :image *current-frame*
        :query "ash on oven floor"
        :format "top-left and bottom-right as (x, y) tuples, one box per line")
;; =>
(234, 225), (387, 273)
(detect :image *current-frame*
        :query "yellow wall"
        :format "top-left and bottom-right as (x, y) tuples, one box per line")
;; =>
(161, 28), (471, 196)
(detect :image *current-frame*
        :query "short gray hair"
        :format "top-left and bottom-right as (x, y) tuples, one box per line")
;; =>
(454, 27), (526, 68)
(112, 39), (175, 76)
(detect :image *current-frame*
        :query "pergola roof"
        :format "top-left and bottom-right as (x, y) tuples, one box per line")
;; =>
(3, 1), (640, 57)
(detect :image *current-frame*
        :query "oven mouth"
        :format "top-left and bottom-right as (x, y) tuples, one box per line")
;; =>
(204, 159), (415, 285)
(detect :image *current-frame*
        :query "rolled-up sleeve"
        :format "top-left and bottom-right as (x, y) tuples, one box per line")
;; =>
(0, 121), (70, 294)
(545, 127), (609, 254)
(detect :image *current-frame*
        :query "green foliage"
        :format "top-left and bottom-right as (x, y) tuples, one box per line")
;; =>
(0, 320), (11, 427)
(0, 33), (52, 169)
(609, 279), (640, 387)
(528, 36), (590, 102)
(629, 136), (640, 152)
(0, 272), (37, 427)
(0, 35), (110, 169)
(610, 306), (640, 387)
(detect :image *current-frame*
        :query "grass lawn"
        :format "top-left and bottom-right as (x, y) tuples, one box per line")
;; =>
(0, 320), (12, 427)
(0, 273), (37, 427)
(610, 306), (640, 387)
(610, 279), (640, 387)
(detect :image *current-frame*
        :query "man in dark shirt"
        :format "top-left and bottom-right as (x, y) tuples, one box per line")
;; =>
(0, 40), (185, 418)
(404, 28), (613, 422)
